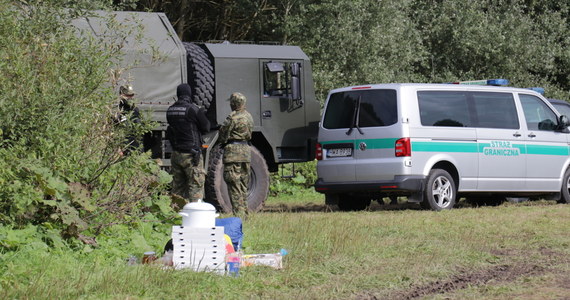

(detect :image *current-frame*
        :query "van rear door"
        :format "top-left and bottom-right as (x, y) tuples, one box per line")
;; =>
(351, 89), (399, 181)
(318, 91), (358, 182)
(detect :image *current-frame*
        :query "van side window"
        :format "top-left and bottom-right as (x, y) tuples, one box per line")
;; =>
(418, 91), (519, 129)
(472, 92), (519, 129)
(418, 91), (470, 127)
(323, 90), (397, 129)
(519, 94), (558, 131)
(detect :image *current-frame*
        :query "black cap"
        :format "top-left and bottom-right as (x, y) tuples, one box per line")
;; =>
(177, 83), (192, 99)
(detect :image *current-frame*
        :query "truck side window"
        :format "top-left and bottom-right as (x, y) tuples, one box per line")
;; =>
(263, 61), (300, 98)
(519, 94), (558, 131)
(418, 91), (470, 127)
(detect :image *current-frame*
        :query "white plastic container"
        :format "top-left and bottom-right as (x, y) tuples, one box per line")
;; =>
(178, 199), (219, 228)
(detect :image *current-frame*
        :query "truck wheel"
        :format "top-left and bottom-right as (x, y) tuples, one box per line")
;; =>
(559, 168), (570, 204)
(421, 169), (456, 211)
(338, 195), (370, 211)
(205, 145), (269, 213)
(183, 42), (214, 110)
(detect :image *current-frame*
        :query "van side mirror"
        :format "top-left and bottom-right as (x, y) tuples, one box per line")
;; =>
(560, 115), (570, 127)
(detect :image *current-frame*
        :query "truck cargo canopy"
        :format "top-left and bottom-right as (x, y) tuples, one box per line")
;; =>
(71, 11), (186, 105)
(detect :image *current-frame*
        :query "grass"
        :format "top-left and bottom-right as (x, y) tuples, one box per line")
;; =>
(1, 191), (569, 299)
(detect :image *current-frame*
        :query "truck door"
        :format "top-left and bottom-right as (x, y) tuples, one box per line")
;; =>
(259, 60), (306, 163)
(518, 94), (569, 191)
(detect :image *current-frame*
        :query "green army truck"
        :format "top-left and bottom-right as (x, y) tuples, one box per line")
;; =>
(72, 11), (320, 213)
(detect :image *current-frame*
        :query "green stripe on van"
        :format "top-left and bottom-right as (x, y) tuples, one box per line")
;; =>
(355, 138), (397, 149)
(526, 144), (569, 155)
(319, 140), (354, 146)
(320, 138), (398, 149)
(412, 141), (479, 153)
(321, 139), (569, 156)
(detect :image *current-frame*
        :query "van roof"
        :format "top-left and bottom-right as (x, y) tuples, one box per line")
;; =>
(329, 83), (544, 96)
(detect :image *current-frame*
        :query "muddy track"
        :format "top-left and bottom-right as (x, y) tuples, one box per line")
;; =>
(356, 248), (570, 300)
(395, 264), (546, 299)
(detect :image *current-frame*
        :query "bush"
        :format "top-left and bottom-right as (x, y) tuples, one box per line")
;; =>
(0, 0), (173, 251)
(269, 160), (317, 196)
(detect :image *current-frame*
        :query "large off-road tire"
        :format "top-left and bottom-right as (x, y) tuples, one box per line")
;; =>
(205, 145), (270, 213)
(559, 168), (570, 204)
(183, 42), (214, 110)
(421, 169), (456, 211)
(338, 195), (371, 211)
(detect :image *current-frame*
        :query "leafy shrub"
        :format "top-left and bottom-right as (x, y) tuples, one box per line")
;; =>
(270, 160), (317, 196)
(0, 1), (174, 250)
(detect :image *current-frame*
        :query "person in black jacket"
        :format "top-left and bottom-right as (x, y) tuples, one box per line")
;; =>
(166, 83), (210, 204)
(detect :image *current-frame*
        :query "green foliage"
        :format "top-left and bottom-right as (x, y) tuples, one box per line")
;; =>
(125, 0), (570, 102)
(0, 0), (175, 251)
(270, 160), (317, 196)
(286, 0), (427, 101)
(411, 0), (570, 98)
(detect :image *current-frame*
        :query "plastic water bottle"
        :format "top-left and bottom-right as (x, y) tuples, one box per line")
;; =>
(226, 251), (241, 277)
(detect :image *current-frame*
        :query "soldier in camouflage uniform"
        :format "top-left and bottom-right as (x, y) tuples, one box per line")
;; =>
(117, 84), (141, 155)
(218, 92), (254, 217)
(166, 83), (210, 205)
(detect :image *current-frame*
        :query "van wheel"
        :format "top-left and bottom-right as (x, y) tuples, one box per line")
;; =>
(338, 195), (371, 211)
(422, 169), (456, 211)
(205, 145), (269, 213)
(559, 168), (570, 203)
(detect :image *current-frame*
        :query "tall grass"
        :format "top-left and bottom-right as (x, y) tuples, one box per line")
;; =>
(1, 197), (569, 299)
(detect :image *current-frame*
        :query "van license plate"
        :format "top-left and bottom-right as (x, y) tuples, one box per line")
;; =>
(327, 148), (352, 157)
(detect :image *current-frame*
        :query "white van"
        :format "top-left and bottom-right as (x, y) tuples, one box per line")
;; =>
(314, 83), (570, 210)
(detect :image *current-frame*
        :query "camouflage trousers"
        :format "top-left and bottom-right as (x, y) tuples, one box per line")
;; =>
(223, 162), (250, 217)
(171, 151), (206, 204)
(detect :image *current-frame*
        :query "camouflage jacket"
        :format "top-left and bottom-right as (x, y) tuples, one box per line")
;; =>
(218, 109), (254, 163)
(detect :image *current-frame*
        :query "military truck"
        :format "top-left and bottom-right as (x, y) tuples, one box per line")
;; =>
(72, 11), (320, 213)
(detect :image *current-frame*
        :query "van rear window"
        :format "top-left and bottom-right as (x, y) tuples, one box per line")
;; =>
(323, 90), (397, 129)
(418, 91), (519, 129)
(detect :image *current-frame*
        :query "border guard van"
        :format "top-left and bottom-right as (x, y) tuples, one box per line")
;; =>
(314, 81), (570, 210)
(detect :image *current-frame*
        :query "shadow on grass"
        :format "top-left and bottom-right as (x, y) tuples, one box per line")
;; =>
(261, 198), (560, 213)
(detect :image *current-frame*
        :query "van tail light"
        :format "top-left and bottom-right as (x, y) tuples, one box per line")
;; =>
(316, 142), (323, 160)
(395, 138), (411, 157)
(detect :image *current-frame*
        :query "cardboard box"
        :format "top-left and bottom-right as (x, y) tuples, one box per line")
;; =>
(241, 253), (283, 269)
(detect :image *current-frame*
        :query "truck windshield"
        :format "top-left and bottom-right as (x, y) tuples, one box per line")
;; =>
(323, 89), (397, 129)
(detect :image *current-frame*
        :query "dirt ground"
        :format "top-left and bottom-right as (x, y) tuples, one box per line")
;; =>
(383, 247), (570, 299)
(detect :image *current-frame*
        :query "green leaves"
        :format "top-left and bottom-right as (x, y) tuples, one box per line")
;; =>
(0, 0), (176, 251)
